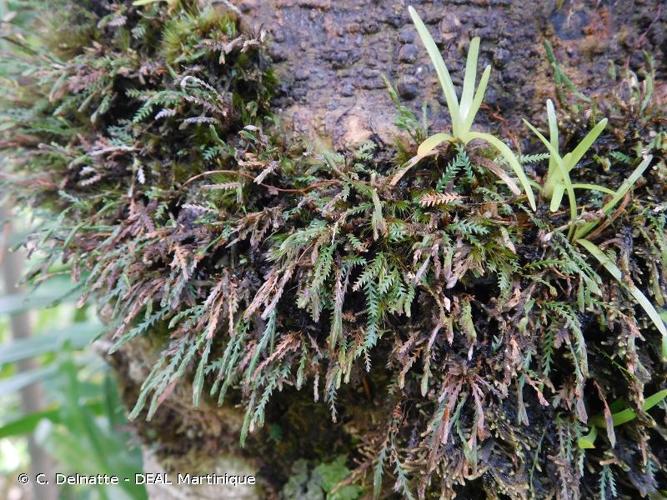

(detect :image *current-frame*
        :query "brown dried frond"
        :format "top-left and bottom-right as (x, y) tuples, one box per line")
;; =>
(419, 192), (462, 207)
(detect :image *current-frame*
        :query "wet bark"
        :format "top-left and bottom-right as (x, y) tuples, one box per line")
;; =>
(107, 1), (665, 497)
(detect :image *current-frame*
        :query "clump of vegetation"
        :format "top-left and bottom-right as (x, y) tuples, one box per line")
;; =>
(406, 6), (536, 211)
(1, 1), (666, 498)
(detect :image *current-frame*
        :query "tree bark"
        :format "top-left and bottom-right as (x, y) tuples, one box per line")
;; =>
(101, 335), (262, 499)
(236, 0), (665, 147)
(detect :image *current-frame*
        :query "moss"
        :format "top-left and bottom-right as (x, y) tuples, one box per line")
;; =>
(1, 1), (666, 498)
(161, 7), (236, 65)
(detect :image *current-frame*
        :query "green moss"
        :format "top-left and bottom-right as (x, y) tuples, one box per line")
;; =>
(161, 7), (237, 66)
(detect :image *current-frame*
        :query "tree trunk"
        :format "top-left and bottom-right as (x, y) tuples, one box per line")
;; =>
(106, 0), (665, 497)
(237, 0), (665, 147)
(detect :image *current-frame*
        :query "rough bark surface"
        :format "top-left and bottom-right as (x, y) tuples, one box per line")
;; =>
(107, 1), (665, 497)
(101, 336), (262, 498)
(236, 0), (665, 147)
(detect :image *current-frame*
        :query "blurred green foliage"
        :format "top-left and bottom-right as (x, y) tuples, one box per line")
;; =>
(0, 234), (147, 499)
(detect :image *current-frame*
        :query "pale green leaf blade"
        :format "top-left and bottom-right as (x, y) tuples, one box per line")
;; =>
(417, 132), (453, 156)
(460, 37), (480, 119)
(578, 238), (667, 360)
(590, 389), (667, 428)
(0, 409), (61, 439)
(523, 119), (560, 159)
(0, 366), (57, 397)
(577, 425), (597, 449)
(550, 184), (565, 212)
(571, 183), (616, 195)
(601, 155), (653, 214)
(546, 99), (559, 151)
(408, 7), (461, 132)
(465, 131), (536, 210)
(462, 65), (491, 132)
(575, 155), (653, 239)
(0, 323), (101, 365)
(545, 99), (560, 182)
(524, 119), (576, 221)
(564, 118), (608, 172)
(0, 290), (75, 315)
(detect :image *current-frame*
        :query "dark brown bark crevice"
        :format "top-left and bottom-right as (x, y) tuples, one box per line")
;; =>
(234, 0), (664, 148)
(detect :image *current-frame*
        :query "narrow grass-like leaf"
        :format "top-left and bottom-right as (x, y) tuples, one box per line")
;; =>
(0, 409), (61, 438)
(0, 366), (57, 397)
(571, 183), (616, 195)
(460, 37), (480, 119)
(535, 101), (606, 220)
(462, 65), (491, 133)
(575, 155), (653, 239)
(417, 132), (453, 156)
(390, 151), (438, 186)
(605, 389), (667, 426)
(550, 184), (565, 212)
(545, 99), (560, 192)
(408, 7), (461, 134)
(578, 238), (667, 360)
(600, 155), (653, 214)
(580, 389), (667, 448)
(543, 40), (591, 103)
(524, 120), (576, 224)
(467, 131), (536, 210)
(0, 323), (101, 365)
(589, 389), (667, 428)
(546, 100), (559, 155)
(0, 287), (78, 315)
(563, 119), (608, 172)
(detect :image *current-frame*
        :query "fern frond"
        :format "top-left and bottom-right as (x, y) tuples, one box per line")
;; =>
(419, 192), (462, 207)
